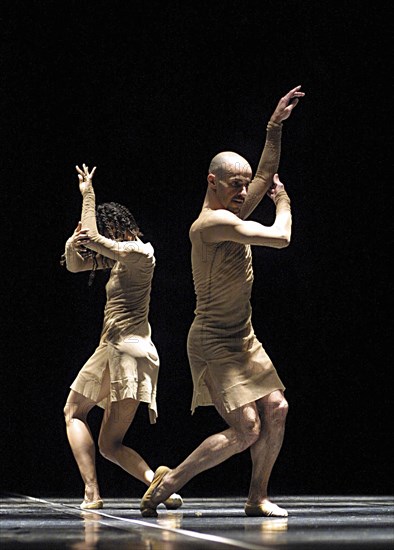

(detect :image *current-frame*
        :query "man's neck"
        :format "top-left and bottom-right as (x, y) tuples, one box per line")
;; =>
(202, 188), (221, 210)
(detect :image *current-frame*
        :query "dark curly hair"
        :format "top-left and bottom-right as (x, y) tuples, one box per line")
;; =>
(61, 202), (143, 286)
(96, 202), (142, 241)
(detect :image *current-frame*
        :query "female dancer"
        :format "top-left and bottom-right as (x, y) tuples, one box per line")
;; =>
(62, 164), (182, 510)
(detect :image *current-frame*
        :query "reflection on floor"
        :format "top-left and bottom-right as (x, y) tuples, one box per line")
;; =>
(1, 494), (393, 549)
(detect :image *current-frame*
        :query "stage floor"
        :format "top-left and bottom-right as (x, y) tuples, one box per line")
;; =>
(1, 494), (393, 549)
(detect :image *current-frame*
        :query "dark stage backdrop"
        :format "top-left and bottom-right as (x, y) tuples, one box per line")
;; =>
(1, 0), (390, 499)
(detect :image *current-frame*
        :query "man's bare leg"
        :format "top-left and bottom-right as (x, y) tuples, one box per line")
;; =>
(140, 375), (261, 516)
(246, 390), (288, 517)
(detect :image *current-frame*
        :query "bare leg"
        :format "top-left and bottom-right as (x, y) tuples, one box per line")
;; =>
(98, 397), (154, 485)
(99, 396), (183, 509)
(64, 366), (114, 504)
(64, 391), (102, 504)
(142, 373), (261, 510)
(246, 390), (288, 516)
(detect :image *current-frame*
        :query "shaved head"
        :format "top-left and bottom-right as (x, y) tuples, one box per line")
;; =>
(208, 151), (252, 179)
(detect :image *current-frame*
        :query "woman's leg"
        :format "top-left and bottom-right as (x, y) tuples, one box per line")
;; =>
(98, 398), (183, 508)
(64, 367), (110, 504)
(98, 398), (154, 485)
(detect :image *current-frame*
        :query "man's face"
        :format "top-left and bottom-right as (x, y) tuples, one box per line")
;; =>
(214, 168), (252, 215)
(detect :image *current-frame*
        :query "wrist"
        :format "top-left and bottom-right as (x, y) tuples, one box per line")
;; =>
(274, 189), (290, 205)
(266, 120), (283, 133)
(81, 184), (94, 195)
(66, 238), (76, 250)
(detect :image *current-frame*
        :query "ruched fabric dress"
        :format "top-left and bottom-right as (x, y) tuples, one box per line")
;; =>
(64, 188), (159, 424)
(187, 121), (286, 414)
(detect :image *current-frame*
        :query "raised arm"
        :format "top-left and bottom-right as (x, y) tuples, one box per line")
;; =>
(202, 174), (292, 249)
(63, 221), (94, 272)
(240, 85), (304, 220)
(77, 164), (151, 263)
(63, 221), (111, 272)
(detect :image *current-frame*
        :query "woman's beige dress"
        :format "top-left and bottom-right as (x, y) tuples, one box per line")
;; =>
(64, 188), (159, 423)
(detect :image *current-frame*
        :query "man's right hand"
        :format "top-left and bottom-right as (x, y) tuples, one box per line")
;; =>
(267, 174), (286, 201)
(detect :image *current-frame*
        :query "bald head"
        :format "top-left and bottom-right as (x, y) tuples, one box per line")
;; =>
(208, 151), (252, 179)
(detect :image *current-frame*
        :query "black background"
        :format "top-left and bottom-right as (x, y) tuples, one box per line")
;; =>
(1, 0), (390, 499)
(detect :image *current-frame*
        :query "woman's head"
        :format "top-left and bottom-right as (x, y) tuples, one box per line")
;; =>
(96, 202), (143, 241)
(60, 201), (142, 286)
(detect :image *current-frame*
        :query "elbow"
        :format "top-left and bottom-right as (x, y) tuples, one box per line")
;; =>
(275, 240), (290, 249)
(274, 233), (291, 249)
(64, 258), (82, 273)
(273, 221), (291, 248)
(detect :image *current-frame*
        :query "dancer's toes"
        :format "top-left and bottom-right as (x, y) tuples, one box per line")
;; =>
(141, 505), (159, 518)
(140, 465), (170, 518)
(163, 493), (183, 510)
(80, 499), (104, 510)
(244, 500), (288, 517)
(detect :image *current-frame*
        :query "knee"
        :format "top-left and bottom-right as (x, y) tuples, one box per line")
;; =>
(235, 416), (261, 452)
(264, 395), (289, 429)
(98, 436), (121, 461)
(63, 402), (76, 426)
(63, 401), (89, 425)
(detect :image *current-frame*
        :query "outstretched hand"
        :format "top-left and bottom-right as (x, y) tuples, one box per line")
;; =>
(270, 85), (305, 124)
(76, 163), (96, 194)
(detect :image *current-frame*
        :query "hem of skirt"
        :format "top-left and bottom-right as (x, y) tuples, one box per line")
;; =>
(191, 381), (285, 415)
(97, 395), (158, 424)
(70, 383), (158, 424)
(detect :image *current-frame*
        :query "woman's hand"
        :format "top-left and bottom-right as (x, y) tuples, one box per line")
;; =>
(71, 221), (91, 251)
(76, 163), (96, 194)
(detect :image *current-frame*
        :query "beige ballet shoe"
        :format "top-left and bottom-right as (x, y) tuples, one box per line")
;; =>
(140, 465), (170, 517)
(80, 499), (104, 510)
(244, 501), (288, 517)
(163, 493), (183, 510)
